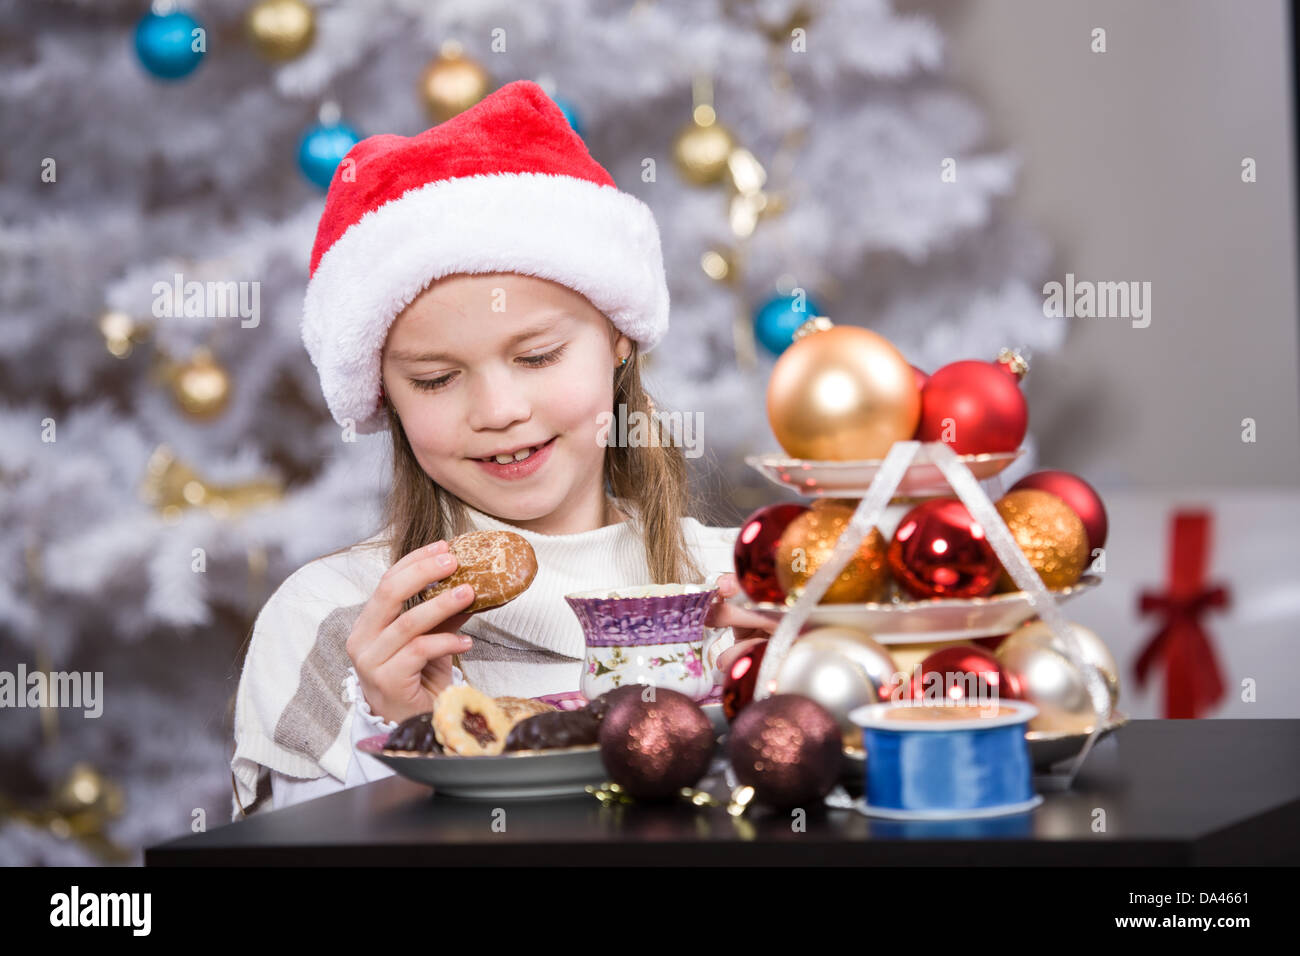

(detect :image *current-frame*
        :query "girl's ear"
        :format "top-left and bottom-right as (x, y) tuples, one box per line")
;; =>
(613, 331), (633, 365)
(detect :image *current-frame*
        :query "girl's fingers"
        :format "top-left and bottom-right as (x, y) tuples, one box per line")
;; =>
(716, 637), (767, 675)
(707, 600), (779, 635)
(355, 545), (460, 636)
(360, 583), (475, 669)
(386, 632), (473, 685)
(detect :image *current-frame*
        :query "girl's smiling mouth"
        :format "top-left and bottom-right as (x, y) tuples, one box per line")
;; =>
(470, 436), (557, 479)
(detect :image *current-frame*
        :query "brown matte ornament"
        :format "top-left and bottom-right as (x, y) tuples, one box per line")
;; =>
(766, 324), (921, 461)
(994, 489), (1089, 591)
(775, 503), (889, 603)
(727, 695), (843, 808)
(598, 688), (715, 801)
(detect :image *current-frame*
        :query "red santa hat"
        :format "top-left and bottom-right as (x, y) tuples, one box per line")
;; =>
(301, 80), (670, 434)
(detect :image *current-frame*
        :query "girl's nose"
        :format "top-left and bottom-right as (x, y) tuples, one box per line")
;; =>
(465, 366), (531, 431)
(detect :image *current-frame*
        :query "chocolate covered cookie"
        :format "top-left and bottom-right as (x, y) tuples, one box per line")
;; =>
(504, 708), (601, 752)
(383, 711), (444, 754)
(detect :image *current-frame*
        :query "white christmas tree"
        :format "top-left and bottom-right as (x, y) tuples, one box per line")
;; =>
(0, 0), (1063, 863)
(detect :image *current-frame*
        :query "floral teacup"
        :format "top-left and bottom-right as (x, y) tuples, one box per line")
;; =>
(565, 583), (719, 702)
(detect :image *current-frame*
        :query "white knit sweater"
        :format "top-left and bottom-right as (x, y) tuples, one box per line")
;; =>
(231, 499), (739, 819)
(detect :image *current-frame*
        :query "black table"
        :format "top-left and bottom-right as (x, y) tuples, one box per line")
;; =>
(147, 720), (1300, 865)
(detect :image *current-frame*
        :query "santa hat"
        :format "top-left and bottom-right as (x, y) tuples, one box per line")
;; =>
(301, 80), (670, 434)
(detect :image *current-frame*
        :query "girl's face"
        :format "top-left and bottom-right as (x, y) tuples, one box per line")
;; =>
(381, 272), (631, 534)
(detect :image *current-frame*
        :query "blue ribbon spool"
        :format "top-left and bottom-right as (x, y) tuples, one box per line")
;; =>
(849, 700), (1043, 820)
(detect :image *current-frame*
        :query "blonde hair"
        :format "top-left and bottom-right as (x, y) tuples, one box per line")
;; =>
(319, 338), (708, 589)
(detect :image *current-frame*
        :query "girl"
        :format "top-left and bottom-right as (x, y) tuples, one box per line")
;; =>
(231, 81), (772, 819)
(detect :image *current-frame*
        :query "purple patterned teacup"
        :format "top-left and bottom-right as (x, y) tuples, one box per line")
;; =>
(565, 584), (719, 702)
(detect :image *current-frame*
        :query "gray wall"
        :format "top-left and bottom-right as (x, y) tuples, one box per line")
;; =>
(906, 0), (1300, 488)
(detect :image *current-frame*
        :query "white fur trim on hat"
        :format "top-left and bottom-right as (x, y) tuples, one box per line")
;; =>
(301, 172), (670, 434)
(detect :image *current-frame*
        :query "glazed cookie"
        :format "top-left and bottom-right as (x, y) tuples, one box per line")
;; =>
(419, 530), (538, 614)
(495, 696), (557, 726)
(432, 685), (514, 756)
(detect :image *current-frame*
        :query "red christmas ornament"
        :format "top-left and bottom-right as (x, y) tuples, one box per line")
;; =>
(727, 695), (843, 807)
(908, 644), (1010, 704)
(734, 502), (809, 603)
(722, 640), (769, 721)
(915, 356), (1029, 454)
(1010, 470), (1108, 554)
(888, 498), (1000, 599)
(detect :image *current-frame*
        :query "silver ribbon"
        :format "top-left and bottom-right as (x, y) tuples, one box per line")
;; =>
(753, 441), (921, 700)
(928, 442), (1112, 784)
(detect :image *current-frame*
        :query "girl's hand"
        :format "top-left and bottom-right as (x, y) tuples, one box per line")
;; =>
(346, 540), (477, 726)
(705, 572), (776, 676)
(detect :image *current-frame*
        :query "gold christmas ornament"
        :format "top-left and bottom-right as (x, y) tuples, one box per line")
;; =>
(420, 42), (491, 122)
(170, 347), (231, 420)
(774, 627), (898, 748)
(775, 502), (890, 603)
(141, 445), (283, 521)
(52, 764), (124, 823)
(1009, 620), (1120, 708)
(98, 309), (148, 358)
(246, 0), (316, 62)
(996, 628), (1099, 733)
(673, 112), (736, 186)
(700, 247), (736, 283)
(994, 489), (1089, 591)
(766, 322), (921, 461)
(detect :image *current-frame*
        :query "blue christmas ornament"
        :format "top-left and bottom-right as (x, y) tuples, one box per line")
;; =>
(297, 121), (362, 190)
(754, 292), (824, 355)
(134, 9), (206, 80)
(552, 96), (583, 138)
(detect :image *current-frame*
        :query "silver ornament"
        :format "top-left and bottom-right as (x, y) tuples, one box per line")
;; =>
(774, 627), (898, 748)
(996, 630), (1098, 733)
(1010, 620), (1120, 709)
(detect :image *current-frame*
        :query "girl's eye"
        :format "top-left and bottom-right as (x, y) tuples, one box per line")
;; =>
(517, 344), (567, 367)
(408, 345), (566, 392)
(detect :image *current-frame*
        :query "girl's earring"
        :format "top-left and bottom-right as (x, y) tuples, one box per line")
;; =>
(620, 356), (628, 367)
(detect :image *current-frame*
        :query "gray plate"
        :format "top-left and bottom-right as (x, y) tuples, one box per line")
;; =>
(358, 736), (606, 799)
(359, 702), (730, 800)
(1024, 711), (1129, 770)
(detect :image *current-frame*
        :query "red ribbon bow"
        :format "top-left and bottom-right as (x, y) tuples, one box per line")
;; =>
(1135, 510), (1229, 718)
